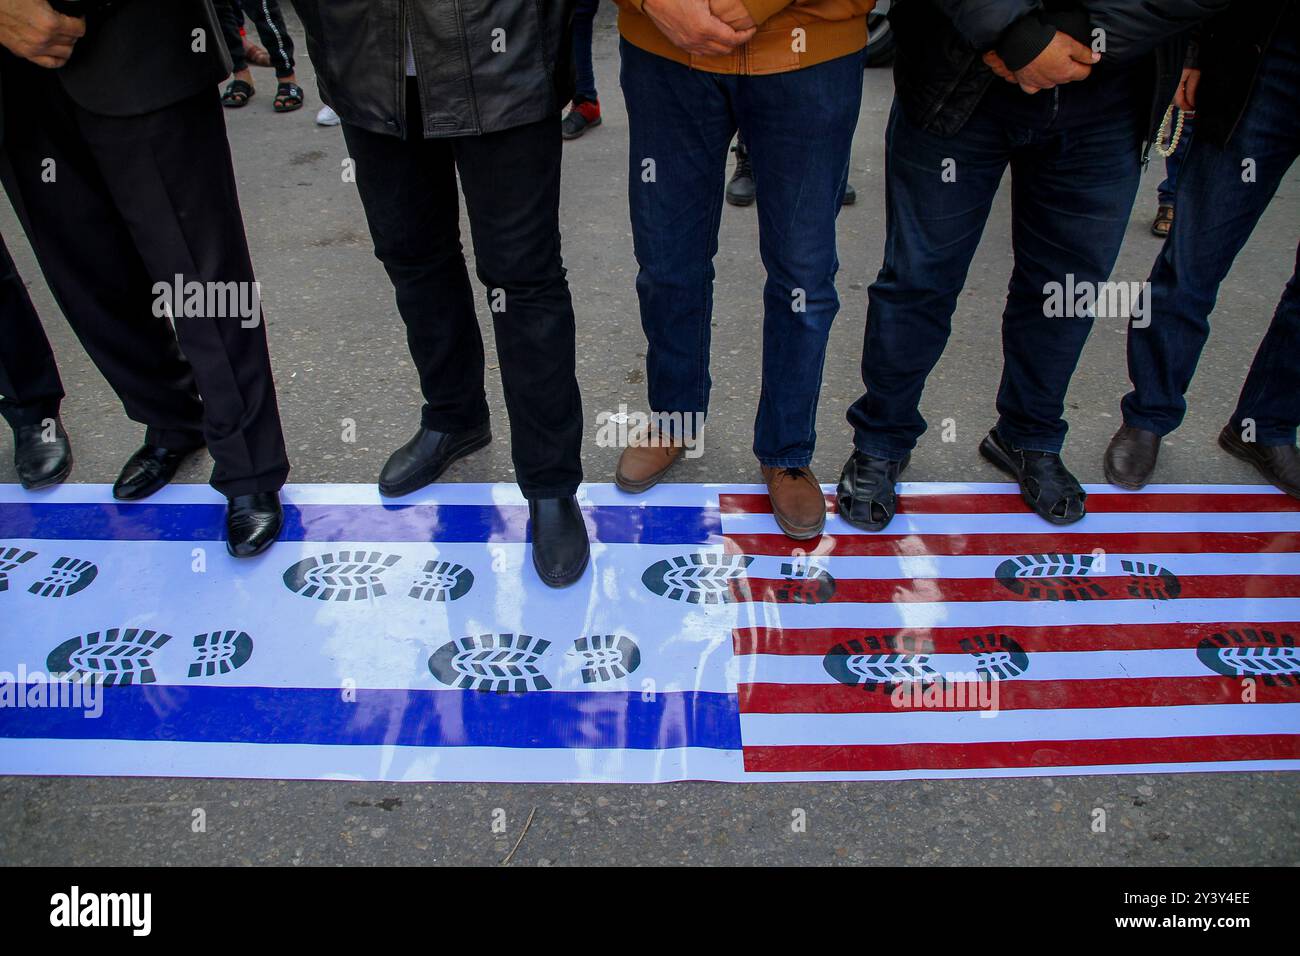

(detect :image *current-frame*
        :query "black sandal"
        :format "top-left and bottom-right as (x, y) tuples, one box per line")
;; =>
(979, 429), (1087, 525)
(273, 82), (304, 113)
(221, 79), (254, 108)
(836, 450), (911, 532)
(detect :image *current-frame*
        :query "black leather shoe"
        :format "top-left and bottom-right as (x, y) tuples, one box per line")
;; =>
(113, 442), (203, 501)
(979, 429), (1087, 524)
(378, 425), (491, 497)
(529, 495), (589, 588)
(1104, 424), (1161, 490)
(13, 418), (72, 490)
(1219, 425), (1300, 499)
(836, 450), (910, 531)
(225, 491), (284, 558)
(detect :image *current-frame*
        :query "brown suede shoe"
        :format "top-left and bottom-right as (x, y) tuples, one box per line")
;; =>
(762, 465), (827, 540)
(1103, 424), (1161, 490)
(615, 435), (685, 493)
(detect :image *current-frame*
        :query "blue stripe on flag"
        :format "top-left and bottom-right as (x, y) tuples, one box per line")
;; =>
(0, 686), (742, 750)
(0, 502), (721, 545)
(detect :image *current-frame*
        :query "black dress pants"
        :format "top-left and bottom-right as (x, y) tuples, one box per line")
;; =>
(0, 232), (63, 428)
(340, 82), (583, 498)
(0, 55), (289, 496)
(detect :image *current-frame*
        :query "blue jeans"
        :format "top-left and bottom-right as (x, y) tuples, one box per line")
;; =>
(1122, 16), (1300, 446)
(620, 40), (863, 467)
(847, 68), (1145, 459)
(573, 0), (599, 104)
(1156, 115), (1194, 206)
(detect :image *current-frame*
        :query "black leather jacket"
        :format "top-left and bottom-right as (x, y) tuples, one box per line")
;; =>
(290, 0), (575, 138)
(889, 0), (1232, 155)
(1194, 0), (1296, 147)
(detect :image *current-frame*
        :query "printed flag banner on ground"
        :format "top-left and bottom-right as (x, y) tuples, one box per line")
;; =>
(0, 482), (1297, 783)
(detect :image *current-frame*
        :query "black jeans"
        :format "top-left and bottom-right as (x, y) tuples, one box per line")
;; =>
(0, 54), (290, 496)
(341, 81), (583, 499)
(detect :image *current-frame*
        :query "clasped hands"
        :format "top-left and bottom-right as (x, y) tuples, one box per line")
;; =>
(983, 31), (1100, 95)
(643, 0), (757, 57)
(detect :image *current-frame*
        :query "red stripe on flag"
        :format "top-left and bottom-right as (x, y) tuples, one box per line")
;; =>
(738, 676), (1300, 715)
(731, 622), (1300, 656)
(723, 531), (1300, 558)
(718, 492), (1300, 515)
(735, 573), (1300, 605)
(741, 733), (1300, 773)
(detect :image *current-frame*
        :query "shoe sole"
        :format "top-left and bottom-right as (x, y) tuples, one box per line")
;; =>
(1196, 627), (1299, 685)
(562, 115), (601, 141)
(283, 550), (402, 600)
(27, 556), (98, 598)
(189, 629), (254, 678)
(725, 192), (755, 207)
(978, 435), (1085, 525)
(47, 626), (173, 686)
(379, 432), (491, 497)
(573, 634), (641, 683)
(428, 632), (552, 692)
(614, 451), (684, 494)
(1219, 427), (1300, 498)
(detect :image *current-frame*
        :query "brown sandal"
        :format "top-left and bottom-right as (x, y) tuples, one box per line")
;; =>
(1151, 203), (1174, 238)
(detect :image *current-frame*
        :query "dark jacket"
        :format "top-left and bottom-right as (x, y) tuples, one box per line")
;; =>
(290, 0), (575, 139)
(890, 0), (1232, 154)
(1194, 0), (1296, 147)
(58, 0), (230, 117)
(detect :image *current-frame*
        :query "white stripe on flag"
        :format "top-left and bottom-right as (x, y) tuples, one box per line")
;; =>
(739, 703), (1300, 747)
(736, 649), (1255, 684)
(719, 511), (1300, 535)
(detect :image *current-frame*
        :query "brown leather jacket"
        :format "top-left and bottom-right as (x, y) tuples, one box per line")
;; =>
(615, 0), (875, 74)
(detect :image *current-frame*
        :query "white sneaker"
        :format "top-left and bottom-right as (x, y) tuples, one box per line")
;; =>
(315, 105), (341, 127)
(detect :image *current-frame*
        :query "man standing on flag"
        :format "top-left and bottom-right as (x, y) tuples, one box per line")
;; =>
(836, 0), (1230, 533)
(289, 0), (590, 587)
(0, 0), (291, 557)
(611, 0), (873, 541)
(1105, 0), (1300, 499)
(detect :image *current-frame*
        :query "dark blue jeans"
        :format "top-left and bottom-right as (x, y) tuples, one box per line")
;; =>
(620, 40), (862, 467)
(1123, 17), (1300, 447)
(848, 68), (1145, 459)
(573, 0), (599, 104)
(1156, 115), (1194, 206)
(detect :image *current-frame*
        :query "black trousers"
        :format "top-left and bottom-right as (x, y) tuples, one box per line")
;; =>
(341, 82), (583, 498)
(214, 0), (297, 79)
(0, 233), (63, 428)
(0, 56), (289, 496)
